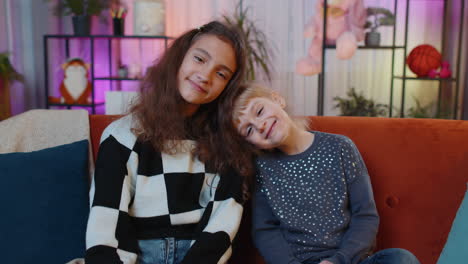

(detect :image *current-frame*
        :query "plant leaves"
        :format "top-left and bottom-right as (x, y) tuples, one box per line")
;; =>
(0, 51), (25, 82)
(222, 1), (274, 81)
(333, 88), (388, 117)
(44, 0), (113, 17)
(366, 6), (395, 30)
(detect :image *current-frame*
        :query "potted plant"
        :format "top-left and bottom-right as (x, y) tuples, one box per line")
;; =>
(406, 97), (453, 119)
(0, 52), (24, 121)
(333, 87), (388, 117)
(222, 2), (273, 81)
(364, 7), (395, 46)
(406, 97), (434, 118)
(46, 0), (113, 35)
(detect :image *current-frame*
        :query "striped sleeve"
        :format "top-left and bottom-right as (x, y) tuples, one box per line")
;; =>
(181, 169), (244, 264)
(85, 117), (139, 264)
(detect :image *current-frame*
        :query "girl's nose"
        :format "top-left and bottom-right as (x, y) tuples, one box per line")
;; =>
(197, 67), (213, 83)
(195, 72), (208, 83)
(258, 120), (266, 133)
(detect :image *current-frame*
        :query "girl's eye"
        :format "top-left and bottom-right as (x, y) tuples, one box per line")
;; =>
(246, 126), (252, 137)
(216, 71), (227, 80)
(257, 107), (264, 116)
(194, 56), (204, 63)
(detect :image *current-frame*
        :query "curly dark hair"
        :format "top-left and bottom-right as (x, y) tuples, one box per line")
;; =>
(130, 21), (255, 192)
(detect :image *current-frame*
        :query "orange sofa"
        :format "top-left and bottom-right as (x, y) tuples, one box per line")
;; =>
(89, 115), (468, 264)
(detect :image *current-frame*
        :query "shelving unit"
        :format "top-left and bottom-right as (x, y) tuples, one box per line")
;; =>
(43, 35), (172, 114)
(391, 0), (465, 119)
(318, 0), (465, 119)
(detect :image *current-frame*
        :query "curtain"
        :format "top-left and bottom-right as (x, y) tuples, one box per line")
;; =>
(0, 0), (67, 116)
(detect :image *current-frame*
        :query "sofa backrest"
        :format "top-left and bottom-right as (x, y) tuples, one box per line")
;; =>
(89, 115), (468, 264)
(89, 115), (121, 159)
(309, 116), (468, 264)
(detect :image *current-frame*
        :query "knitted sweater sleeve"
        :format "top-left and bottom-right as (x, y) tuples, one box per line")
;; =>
(252, 189), (302, 264)
(85, 118), (138, 264)
(325, 136), (379, 264)
(181, 169), (244, 264)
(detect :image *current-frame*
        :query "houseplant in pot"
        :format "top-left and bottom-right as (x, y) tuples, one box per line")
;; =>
(222, 1), (274, 81)
(334, 87), (388, 117)
(364, 7), (395, 46)
(406, 96), (452, 119)
(46, 0), (112, 35)
(0, 52), (24, 121)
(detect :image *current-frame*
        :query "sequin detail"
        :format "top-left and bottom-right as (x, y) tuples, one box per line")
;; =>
(256, 132), (363, 260)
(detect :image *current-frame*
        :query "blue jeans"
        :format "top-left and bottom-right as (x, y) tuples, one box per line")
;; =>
(138, 238), (192, 264)
(360, 248), (420, 264)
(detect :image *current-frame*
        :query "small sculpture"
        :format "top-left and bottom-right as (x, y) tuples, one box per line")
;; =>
(49, 58), (92, 105)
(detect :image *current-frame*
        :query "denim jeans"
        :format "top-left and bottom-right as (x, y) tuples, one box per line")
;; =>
(306, 248), (420, 264)
(360, 248), (420, 264)
(138, 238), (192, 264)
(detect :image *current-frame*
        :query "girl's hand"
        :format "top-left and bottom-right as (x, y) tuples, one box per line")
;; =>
(319, 260), (334, 264)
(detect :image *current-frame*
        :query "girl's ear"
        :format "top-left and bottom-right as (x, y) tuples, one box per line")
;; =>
(271, 91), (286, 109)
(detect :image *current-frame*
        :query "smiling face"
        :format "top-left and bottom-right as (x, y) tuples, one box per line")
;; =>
(236, 94), (295, 150)
(177, 34), (237, 115)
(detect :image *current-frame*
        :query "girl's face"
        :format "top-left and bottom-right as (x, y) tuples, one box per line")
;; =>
(236, 95), (294, 150)
(177, 34), (237, 115)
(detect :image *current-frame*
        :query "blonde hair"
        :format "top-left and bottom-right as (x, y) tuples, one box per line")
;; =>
(232, 82), (309, 132)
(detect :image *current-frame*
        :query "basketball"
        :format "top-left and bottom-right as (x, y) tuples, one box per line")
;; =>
(406, 45), (442, 77)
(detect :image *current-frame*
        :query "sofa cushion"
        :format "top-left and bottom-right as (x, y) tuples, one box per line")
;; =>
(437, 186), (468, 264)
(0, 140), (90, 264)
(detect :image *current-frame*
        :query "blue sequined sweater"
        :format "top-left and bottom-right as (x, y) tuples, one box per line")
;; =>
(252, 131), (379, 264)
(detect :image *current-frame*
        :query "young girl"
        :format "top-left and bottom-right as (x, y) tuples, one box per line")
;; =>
(85, 21), (252, 264)
(231, 82), (420, 264)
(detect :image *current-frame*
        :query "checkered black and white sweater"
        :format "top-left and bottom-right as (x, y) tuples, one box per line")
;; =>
(85, 115), (244, 264)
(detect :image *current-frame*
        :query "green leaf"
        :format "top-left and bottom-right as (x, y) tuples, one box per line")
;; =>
(366, 6), (395, 30)
(44, 0), (113, 17)
(333, 88), (388, 117)
(407, 96), (435, 118)
(0, 51), (25, 83)
(222, 1), (273, 81)
(379, 17), (395, 26)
